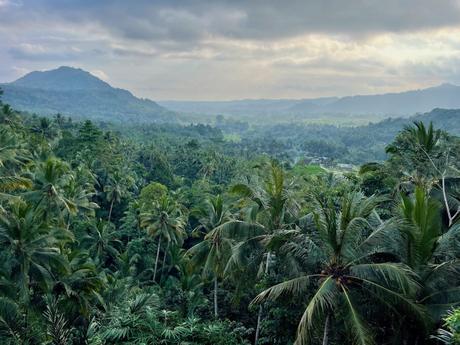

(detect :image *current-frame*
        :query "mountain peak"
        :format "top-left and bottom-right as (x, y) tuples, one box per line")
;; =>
(11, 66), (111, 91)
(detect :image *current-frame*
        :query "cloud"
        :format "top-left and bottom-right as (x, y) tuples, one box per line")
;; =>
(0, 0), (21, 8)
(90, 69), (109, 81)
(1, 1), (460, 99)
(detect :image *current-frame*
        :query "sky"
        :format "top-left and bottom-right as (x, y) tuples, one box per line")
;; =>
(1, 0), (460, 100)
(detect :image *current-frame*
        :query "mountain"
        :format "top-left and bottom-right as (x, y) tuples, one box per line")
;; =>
(159, 97), (338, 117)
(2, 67), (460, 124)
(0, 66), (176, 123)
(159, 84), (460, 119)
(310, 83), (460, 115)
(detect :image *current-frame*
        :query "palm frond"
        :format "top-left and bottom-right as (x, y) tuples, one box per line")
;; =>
(0, 175), (32, 192)
(213, 220), (266, 241)
(351, 263), (419, 295)
(294, 276), (338, 345)
(341, 286), (374, 345)
(252, 275), (316, 304)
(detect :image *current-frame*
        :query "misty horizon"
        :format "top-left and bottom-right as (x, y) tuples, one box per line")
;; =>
(2, 65), (459, 102)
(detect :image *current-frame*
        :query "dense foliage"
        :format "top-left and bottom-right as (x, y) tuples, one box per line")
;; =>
(0, 90), (460, 344)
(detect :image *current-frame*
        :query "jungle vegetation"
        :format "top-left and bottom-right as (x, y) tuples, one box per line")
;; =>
(0, 89), (460, 345)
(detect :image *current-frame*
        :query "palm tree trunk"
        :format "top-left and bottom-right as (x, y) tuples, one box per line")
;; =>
(254, 251), (271, 345)
(264, 251), (271, 273)
(322, 314), (330, 345)
(153, 237), (161, 282)
(254, 306), (263, 345)
(20, 260), (30, 303)
(160, 242), (170, 281)
(108, 199), (114, 222)
(214, 276), (218, 318)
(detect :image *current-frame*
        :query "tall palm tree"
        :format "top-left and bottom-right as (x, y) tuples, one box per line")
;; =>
(385, 121), (444, 182)
(398, 187), (460, 322)
(25, 157), (76, 222)
(187, 195), (233, 318)
(0, 128), (31, 198)
(252, 191), (426, 345)
(53, 249), (106, 320)
(214, 160), (297, 344)
(0, 200), (71, 302)
(62, 174), (98, 229)
(81, 220), (122, 268)
(104, 175), (125, 222)
(386, 121), (440, 156)
(0, 128), (28, 168)
(140, 195), (186, 282)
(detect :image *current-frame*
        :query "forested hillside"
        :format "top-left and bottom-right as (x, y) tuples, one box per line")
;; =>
(0, 67), (176, 124)
(199, 108), (460, 164)
(1, 89), (460, 345)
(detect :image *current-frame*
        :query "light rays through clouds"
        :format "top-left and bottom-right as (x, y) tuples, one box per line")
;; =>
(1, 0), (460, 100)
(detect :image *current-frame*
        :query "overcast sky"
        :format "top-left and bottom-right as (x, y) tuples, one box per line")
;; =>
(1, 0), (460, 100)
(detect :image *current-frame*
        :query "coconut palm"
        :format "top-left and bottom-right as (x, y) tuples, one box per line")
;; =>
(81, 220), (122, 268)
(386, 121), (441, 157)
(187, 195), (233, 318)
(0, 128), (28, 168)
(398, 187), (460, 322)
(62, 174), (98, 229)
(0, 200), (71, 302)
(140, 195), (186, 282)
(0, 128), (31, 198)
(385, 121), (445, 182)
(25, 157), (76, 222)
(104, 174), (126, 222)
(214, 160), (298, 344)
(0, 296), (25, 343)
(252, 191), (427, 345)
(31, 117), (58, 140)
(53, 250), (106, 320)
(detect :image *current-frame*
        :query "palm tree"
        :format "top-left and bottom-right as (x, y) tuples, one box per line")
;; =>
(386, 121), (440, 156)
(32, 117), (58, 140)
(25, 157), (76, 222)
(54, 250), (106, 316)
(62, 173), (98, 229)
(0, 130), (31, 199)
(104, 175), (125, 222)
(187, 195), (233, 318)
(214, 160), (297, 344)
(398, 187), (460, 323)
(140, 195), (186, 282)
(81, 220), (122, 268)
(0, 296), (25, 343)
(386, 121), (444, 182)
(0, 200), (71, 302)
(0, 128), (31, 198)
(0, 127), (28, 168)
(252, 191), (426, 345)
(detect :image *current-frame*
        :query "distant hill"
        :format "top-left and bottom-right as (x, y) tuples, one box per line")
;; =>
(0, 66), (176, 123)
(159, 97), (339, 117)
(344, 108), (460, 143)
(312, 83), (460, 115)
(159, 84), (460, 119)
